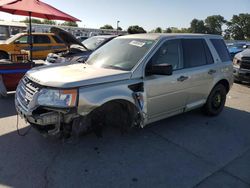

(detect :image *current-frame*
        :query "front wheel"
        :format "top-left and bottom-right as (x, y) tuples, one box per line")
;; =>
(203, 84), (227, 116)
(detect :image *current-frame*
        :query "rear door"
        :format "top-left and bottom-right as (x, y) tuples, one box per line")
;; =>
(51, 35), (67, 53)
(181, 38), (215, 110)
(32, 35), (52, 59)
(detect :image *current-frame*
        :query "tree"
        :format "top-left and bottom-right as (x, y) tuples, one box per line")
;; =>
(205, 15), (226, 35)
(164, 27), (172, 33)
(154, 27), (162, 33)
(43, 19), (56, 25)
(61, 21), (78, 27)
(227, 13), (250, 40)
(100, 24), (114, 30)
(21, 18), (42, 24)
(127, 25), (146, 34)
(190, 19), (207, 33)
(117, 27), (123, 31)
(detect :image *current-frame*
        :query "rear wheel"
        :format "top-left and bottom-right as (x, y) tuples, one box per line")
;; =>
(203, 84), (227, 116)
(0, 51), (9, 60)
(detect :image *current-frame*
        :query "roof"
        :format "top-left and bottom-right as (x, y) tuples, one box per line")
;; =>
(119, 33), (223, 40)
(18, 32), (55, 36)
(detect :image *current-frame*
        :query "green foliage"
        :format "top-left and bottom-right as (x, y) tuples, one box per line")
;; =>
(154, 27), (162, 33)
(205, 15), (226, 35)
(227, 13), (250, 40)
(164, 27), (190, 33)
(43, 19), (56, 25)
(100, 24), (114, 30)
(21, 18), (42, 24)
(21, 18), (56, 25)
(61, 21), (78, 27)
(127, 25), (146, 34)
(117, 26), (123, 31)
(190, 19), (207, 33)
(164, 27), (172, 33)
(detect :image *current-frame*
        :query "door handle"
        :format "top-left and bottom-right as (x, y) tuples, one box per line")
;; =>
(208, 69), (216, 75)
(177, 76), (189, 82)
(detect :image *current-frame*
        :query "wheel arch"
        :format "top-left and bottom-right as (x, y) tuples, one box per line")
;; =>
(0, 50), (9, 56)
(214, 79), (230, 93)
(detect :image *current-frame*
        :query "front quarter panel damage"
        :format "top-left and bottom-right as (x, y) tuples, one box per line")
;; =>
(77, 80), (147, 127)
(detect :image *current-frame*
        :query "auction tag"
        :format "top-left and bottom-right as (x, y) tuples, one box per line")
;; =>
(129, 40), (145, 47)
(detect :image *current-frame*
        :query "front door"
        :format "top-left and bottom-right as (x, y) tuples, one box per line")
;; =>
(144, 39), (189, 122)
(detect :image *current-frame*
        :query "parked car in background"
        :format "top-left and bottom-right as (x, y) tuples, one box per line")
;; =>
(15, 33), (233, 138)
(227, 42), (250, 60)
(46, 29), (117, 64)
(0, 32), (67, 60)
(233, 49), (250, 83)
(0, 61), (32, 97)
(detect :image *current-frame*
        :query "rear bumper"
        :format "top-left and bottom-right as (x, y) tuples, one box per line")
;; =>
(233, 67), (250, 82)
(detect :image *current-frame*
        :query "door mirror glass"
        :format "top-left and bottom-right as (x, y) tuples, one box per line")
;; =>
(147, 63), (173, 75)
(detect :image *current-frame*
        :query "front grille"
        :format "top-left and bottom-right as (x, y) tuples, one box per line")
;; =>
(242, 57), (250, 61)
(240, 61), (250, 70)
(16, 76), (41, 111)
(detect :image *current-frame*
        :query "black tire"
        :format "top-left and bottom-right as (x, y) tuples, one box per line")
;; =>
(203, 84), (227, 116)
(0, 51), (9, 60)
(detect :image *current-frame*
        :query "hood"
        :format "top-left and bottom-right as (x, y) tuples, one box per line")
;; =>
(235, 49), (250, 60)
(26, 63), (131, 88)
(228, 47), (242, 54)
(50, 27), (84, 47)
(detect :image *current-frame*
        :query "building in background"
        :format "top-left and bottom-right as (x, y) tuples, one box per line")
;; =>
(0, 21), (126, 40)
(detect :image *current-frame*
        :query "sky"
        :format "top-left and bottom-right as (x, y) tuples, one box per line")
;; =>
(0, 0), (249, 31)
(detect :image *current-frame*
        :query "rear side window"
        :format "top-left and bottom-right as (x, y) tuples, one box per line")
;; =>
(210, 39), (231, 62)
(52, 35), (64, 44)
(182, 39), (208, 68)
(33, 35), (51, 44)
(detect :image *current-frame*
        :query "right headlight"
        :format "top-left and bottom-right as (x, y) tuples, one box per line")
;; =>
(37, 89), (77, 108)
(233, 58), (241, 68)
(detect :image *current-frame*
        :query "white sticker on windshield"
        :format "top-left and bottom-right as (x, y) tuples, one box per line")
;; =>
(129, 40), (145, 47)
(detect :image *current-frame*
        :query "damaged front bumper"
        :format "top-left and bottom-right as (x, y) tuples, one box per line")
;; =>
(15, 97), (79, 137)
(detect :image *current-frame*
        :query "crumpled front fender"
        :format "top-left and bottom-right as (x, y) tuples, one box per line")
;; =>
(77, 82), (135, 116)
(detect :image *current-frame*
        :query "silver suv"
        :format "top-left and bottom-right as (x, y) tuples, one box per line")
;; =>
(15, 34), (233, 138)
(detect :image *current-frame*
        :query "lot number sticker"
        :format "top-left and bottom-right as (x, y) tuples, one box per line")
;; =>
(129, 40), (145, 47)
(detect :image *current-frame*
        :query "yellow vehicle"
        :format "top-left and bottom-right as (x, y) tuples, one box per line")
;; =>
(0, 33), (67, 60)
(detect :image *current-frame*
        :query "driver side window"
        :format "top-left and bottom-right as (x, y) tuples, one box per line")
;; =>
(149, 39), (183, 71)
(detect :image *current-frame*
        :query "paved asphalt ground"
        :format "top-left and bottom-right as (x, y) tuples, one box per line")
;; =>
(0, 83), (250, 188)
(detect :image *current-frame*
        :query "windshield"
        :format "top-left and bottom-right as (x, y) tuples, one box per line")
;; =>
(82, 36), (108, 51)
(86, 38), (156, 71)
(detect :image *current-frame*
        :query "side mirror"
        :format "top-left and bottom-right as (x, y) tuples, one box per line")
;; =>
(14, 40), (20, 44)
(147, 63), (173, 76)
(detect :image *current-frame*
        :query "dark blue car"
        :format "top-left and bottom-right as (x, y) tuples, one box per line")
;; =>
(45, 27), (117, 64)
